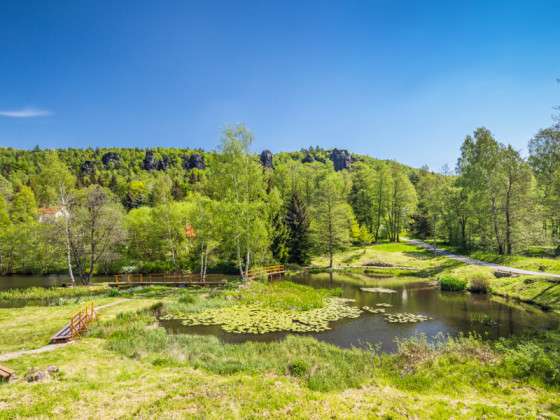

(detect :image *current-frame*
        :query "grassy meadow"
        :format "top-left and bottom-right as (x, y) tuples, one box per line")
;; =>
(0, 242), (559, 418)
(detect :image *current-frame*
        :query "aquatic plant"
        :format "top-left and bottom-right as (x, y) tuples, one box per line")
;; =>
(362, 306), (386, 314)
(470, 313), (498, 326)
(384, 313), (431, 323)
(360, 287), (397, 294)
(161, 297), (362, 334)
(375, 303), (392, 307)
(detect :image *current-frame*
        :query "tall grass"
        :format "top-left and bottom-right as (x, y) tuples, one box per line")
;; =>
(0, 285), (109, 307)
(467, 272), (491, 293)
(438, 275), (467, 291)
(92, 307), (377, 391)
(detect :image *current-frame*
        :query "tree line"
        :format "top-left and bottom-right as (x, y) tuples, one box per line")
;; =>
(1, 115), (559, 282)
(0, 126), (418, 282)
(412, 123), (560, 256)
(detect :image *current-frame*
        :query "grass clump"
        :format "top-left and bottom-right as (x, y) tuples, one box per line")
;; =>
(467, 271), (492, 293)
(439, 275), (467, 291)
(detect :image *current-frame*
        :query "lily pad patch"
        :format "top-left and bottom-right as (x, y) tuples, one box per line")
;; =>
(161, 298), (362, 334)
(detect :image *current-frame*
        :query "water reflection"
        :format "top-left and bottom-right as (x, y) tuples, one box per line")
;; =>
(161, 272), (560, 353)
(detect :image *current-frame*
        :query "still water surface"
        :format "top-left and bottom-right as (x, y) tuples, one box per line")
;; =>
(0, 274), (109, 290)
(161, 271), (559, 352)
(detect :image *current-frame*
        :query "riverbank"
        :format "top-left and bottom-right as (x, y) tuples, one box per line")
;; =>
(1, 244), (559, 417)
(422, 240), (560, 276)
(0, 281), (558, 417)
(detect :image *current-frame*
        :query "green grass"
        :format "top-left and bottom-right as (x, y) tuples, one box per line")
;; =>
(439, 275), (467, 291)
(2, 306), (559, 418)
(489, 276), (560, 311)
(437, 242), (560, 275)
(0, 295), (160, 354)
(1, 247), (560, 417)
(0, 285), (110, 307)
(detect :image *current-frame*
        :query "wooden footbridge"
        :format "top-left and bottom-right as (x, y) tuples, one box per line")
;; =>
(108, 265), (286, 287)
(108, 273), (228, 288)
(50, 303), (96, 344)
(246, 264), (286, 280)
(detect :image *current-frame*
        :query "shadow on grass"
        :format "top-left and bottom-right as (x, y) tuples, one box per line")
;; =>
(410, 258), (464, 278)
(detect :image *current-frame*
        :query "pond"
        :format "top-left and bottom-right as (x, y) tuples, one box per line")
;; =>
(0, 274), (110, 290)
(161, 271), (560, 352)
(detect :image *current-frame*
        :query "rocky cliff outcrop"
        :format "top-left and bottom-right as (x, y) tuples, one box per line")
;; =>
(183, 154), (206, 170)
(260, 150), (273, 168)
(101, 152), (120, 168)
(329, 149), (352, 171)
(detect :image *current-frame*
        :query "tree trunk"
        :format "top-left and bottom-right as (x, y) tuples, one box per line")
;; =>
(491, 198), (504, 255)
(505, 179), (513, 255)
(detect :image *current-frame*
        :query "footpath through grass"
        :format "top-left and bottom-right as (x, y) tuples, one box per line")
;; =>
(435, 242), (560, 275)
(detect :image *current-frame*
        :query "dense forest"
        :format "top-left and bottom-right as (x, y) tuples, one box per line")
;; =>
(0, 120), (559, 282)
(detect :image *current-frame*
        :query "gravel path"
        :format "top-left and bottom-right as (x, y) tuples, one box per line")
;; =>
(408, 239), (560, 279)
(0, 299), (129, 362)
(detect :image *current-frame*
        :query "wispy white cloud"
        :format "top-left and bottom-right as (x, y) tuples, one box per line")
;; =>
(0, 107), (52, 118)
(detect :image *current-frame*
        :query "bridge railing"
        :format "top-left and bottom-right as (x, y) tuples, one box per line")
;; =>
(69, 302), (96, 339)
(113, 273), (227, 284)
(246, 264), (286, 280)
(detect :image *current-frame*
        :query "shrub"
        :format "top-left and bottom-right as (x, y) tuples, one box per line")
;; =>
(467, 272), (491, 293)
(439, 275), (467, 291)
(287, 360), (309, 377)
(497, 341), (560, 385)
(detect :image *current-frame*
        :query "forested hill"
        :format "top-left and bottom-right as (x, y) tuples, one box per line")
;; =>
(0, 145), (419, 208)
(0, 123), (559, 278)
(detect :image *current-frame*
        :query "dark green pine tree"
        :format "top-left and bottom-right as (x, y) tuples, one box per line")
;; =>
(285, 190), (311, 265)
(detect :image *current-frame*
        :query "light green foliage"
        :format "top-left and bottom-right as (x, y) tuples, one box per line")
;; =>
(529, 127), (560, 251)
(311, 172), (353, 267)
(126, 179), (149, 208)
(438, 275), (467, 291)
(10, 185), (38, 223)
(386, 166), (417, 242)
(455, 128), (536, 254)
(0, 194), (10, 227)
(207, 124), (270, 277)
(32, 152), (76, 207)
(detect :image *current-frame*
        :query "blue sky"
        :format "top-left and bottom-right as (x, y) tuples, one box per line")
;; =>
(0, 1), (559, 170)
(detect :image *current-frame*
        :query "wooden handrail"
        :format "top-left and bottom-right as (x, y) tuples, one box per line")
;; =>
(112, 273), (228, 284)
(68, 302), (95, 339)
(246, 264), (286, 279)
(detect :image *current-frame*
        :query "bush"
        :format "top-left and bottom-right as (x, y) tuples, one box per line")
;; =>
(439, 275), (467, 291)
(287, 360), (309, 377)
(497, 341), (560, 385)
(467, 272), (491, 293)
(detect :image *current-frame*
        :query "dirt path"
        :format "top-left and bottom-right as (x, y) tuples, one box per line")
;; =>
(0, 299), (129, 362)
(409, 239), (560, 279)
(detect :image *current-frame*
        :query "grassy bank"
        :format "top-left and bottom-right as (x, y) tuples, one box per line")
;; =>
(0, 285), (110, 307)
(436, 242), (560, 275)
(1, 245), (559, 417)
(1, 298), (559, 418)
(313, 241), (560, 312)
